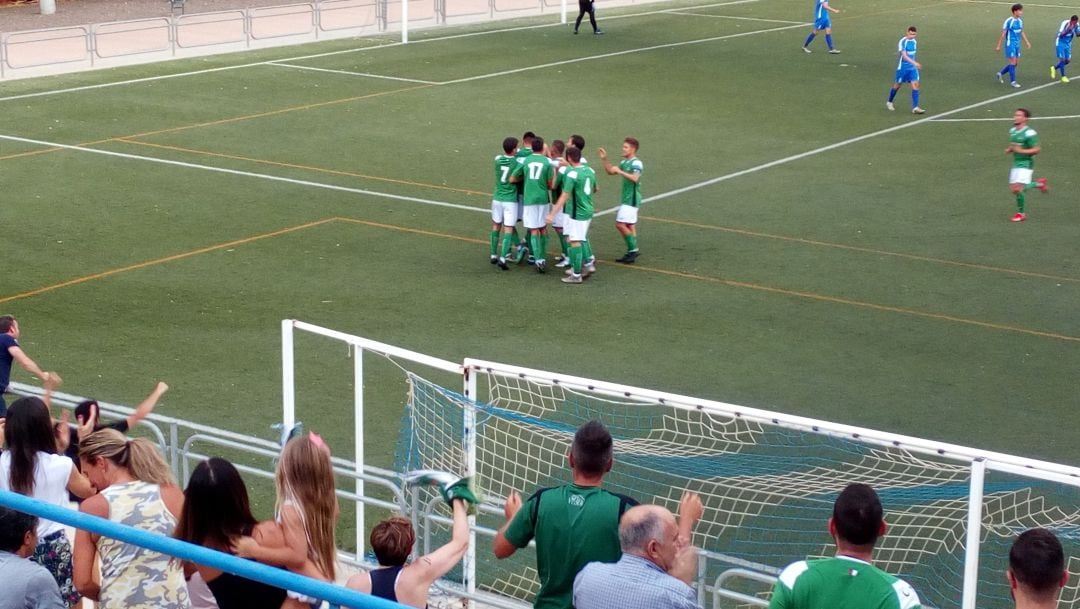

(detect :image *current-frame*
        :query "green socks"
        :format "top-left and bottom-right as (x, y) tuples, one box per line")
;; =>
(1016, 192), (1025, 212)
(625, 234), (638, 253)
(490, 230), (500, 256)
(570, 244), (584, 275)
(500, 232), (514, 258)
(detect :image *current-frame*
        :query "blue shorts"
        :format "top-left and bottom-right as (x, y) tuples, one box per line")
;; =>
(1005, 43), (1021, 59)
(814, 16), (830, 30)
(1057, 42), (1072, 60)
(895, 68), (919, 83)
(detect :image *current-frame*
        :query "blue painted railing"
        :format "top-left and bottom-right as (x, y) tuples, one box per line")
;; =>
(0, 490), (403, 609)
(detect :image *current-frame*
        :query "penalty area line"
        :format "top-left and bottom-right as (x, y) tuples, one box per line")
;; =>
(930, 114), (1080, 122)
(0, 133), (488, 215)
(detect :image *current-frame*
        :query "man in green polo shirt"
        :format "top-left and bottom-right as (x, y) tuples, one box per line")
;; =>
(493, 420), (637, 609)
(768, 483), (922, 609)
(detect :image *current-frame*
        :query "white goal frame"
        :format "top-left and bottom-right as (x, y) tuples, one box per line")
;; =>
(284, 320), (1080, 609)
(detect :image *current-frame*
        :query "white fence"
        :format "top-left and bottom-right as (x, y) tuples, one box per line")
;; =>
(0, 0), (654, 80)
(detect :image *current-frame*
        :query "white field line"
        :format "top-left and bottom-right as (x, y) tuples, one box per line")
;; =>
(0, 0), (761, 103)
(664, 11), (805, 24)
(946, 0), (1080, 8)
(0, 134), (488, 214)
(266, 62), (439, 83)
(930, 114), (1080, 122)
(439, 23), (808, 84)
(604, 80), (1060, 213)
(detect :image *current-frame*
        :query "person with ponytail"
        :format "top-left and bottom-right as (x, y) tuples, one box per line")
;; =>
(0, 396), (96, 607)
(73, 428), (189, 609)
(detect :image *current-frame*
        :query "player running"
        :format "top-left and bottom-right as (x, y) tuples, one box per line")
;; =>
(996, 3), (1031, 88)
(1005, 108), (1048, 222)
(1051, 15), (1079, 82)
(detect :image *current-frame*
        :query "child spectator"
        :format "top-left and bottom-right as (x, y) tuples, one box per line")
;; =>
(0, 505), (68, 609)
(233, 432), (339, 606)
(0, 396), (96, 606)
(175, 457), (288, 609)
(346, 476), (476, 608)
(73, 429), (188, 609)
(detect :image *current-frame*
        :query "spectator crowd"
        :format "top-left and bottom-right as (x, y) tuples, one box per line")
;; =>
(0, 316), (1072, 609)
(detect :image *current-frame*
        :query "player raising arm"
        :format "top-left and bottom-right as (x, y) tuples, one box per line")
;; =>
(1051, 15), (1078, 82)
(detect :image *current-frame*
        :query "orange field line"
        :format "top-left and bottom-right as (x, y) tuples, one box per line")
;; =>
(621, 262), (1080, 343)
(116, 139), (487, 197)
(0, 218), (337, 305)
(123, 84), (433, 140)
(647, 216), (1080, 284)
(0, 84), (431, 164)
(5, 215), (1076, 343)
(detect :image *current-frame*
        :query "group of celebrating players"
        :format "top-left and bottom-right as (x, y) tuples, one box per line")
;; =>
(489, 133), (644, 284)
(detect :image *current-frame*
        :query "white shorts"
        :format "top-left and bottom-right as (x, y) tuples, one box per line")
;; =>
(615, 204), (639, 224)
(564, 217), (592, 242)
(1009, 168), (1033, 185)
(522, 204), (551, 230)
(552, 211), (568, 229)
(492, 201), (518, 225)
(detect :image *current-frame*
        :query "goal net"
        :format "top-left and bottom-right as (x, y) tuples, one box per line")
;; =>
(394, 359), (1080, 609)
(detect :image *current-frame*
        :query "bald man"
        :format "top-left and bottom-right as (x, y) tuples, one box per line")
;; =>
(573, 492), (705, 609)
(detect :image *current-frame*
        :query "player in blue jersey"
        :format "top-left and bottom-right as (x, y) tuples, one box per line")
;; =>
(996, 3), (1032, 88)
(802, 0), (841, 54)
(1051, 15), (1078, 83)
(887, 27), (925, 114)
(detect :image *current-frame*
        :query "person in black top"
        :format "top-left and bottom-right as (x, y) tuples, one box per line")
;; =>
(347, 493), (472, 608)
(175, 457), (289, 609)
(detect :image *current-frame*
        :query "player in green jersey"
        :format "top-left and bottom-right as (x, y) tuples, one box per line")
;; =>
(1005, 108), (1048, 222)
(599, 137), (644, 263)
(512, 132), (536, 263)
(492, 137), (521, 270)
(547, 147), (598, 284)
(768, 484), (922, 609)
(547, 140), (572, 268)
(511, 137), (555, 273)
(494, 420), (636, 609)
(1007, 529), (1067, 609)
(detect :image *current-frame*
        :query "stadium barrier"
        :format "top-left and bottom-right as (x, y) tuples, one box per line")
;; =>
(12, 319), (1080, 609)
(0, 490), (402, 609)
(0, 0), (663, 80)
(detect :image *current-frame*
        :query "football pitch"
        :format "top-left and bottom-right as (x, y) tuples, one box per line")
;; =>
(2, 0), (1079, 511)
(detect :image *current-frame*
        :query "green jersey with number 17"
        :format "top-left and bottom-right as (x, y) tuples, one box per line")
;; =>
(493, 154), (518, 203)
(1009, 125), (1039, 169)
(619, 156), (644, 206)
(563, 165), (597, 221)
(514, 153), (553, 205)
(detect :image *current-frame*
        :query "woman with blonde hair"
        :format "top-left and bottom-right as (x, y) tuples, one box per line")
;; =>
(234, 432), (338, 607)
(73, 428), (189, 609)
